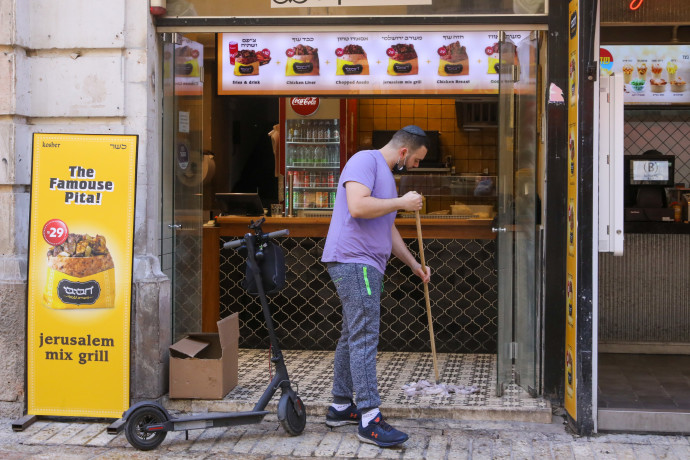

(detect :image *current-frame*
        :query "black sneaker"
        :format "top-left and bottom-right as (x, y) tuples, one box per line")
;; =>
(357, 413), (409, 447)
(325, 403), (361, 427)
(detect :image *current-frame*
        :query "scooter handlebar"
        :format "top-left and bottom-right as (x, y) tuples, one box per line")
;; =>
(266, 229), (290, 239)
(222, 229), (289, 250)
(223, 239), (244, 250)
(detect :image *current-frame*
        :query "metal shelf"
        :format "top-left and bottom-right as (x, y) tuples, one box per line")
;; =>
(290, 186), (336, 190)
(286, 140), (340, 144)
(286, 164), (340, 169)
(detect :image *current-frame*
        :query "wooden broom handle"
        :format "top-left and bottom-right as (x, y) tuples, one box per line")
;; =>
(415, 210), (440, 384)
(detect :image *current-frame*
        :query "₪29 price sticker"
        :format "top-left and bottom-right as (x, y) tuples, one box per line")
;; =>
(42, 219), (69, 246)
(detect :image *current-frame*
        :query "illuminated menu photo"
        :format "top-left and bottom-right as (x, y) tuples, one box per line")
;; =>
(601, 45), (690, 104)
(218, 31), (528, 96)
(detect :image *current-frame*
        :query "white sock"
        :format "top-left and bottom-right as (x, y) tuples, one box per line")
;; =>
(361, 408), (380, 427)
(331, 402), (350, 411)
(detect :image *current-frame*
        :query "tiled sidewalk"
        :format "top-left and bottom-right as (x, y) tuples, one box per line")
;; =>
(12, 350), (689, 458)
(167, 349), (551, 423)
(9, 414), (690, 459)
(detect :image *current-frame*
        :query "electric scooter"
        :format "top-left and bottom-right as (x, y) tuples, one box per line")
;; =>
(112, 218), (306, 451)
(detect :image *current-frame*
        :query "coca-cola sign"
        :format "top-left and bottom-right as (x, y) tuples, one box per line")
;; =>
(290, 97), (320, 116)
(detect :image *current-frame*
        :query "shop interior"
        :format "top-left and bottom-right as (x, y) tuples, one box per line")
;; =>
(194, 96), (499, 219)
(597, 107), (690, 432)
(597, 27), (690, 432)
(208, 97), (499, 216)
(162, 31), (547, 422)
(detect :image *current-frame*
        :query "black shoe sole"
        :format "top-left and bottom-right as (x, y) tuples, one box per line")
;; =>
(325, 419), (359, 427)
(357, 433), (408, 447)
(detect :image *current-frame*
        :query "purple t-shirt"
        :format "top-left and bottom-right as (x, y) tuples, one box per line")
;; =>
(321, 150), (397, 274)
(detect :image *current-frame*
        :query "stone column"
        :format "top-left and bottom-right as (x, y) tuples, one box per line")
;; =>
(0, 0), (30, 419)
(0, 0), (171, 417)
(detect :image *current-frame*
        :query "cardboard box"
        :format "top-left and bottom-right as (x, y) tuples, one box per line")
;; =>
(169, 313), (239, 399)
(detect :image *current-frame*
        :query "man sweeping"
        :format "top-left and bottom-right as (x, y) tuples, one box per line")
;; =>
(321, 125), (431, 447)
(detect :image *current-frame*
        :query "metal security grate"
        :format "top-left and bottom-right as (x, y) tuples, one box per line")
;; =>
(173, 233), (202, 341)
(219, 237), (497, 353)
(624, 110), (690, 186)
(599, 234), (690, 344)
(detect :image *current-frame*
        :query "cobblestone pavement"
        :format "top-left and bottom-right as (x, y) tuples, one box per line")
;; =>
(2, 413), (690, 459)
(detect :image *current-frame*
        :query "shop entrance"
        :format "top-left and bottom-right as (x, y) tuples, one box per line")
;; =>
(161, 29), (545, 404)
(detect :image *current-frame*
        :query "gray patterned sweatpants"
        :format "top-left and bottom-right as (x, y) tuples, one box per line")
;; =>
(327, 262), (384, 412)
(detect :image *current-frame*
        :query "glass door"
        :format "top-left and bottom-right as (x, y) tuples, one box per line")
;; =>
(496, 31), (540, 396)
(161, 33), (204, 341)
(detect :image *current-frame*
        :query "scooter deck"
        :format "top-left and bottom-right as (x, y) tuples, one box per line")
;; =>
(167, 410), (270, 432)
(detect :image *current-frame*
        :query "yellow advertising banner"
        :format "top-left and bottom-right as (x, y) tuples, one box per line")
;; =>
(27, 133), (137, 417)
(565, 0), (579, 420)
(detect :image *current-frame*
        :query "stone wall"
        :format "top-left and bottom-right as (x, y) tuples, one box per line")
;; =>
(0, 0), (170, 417)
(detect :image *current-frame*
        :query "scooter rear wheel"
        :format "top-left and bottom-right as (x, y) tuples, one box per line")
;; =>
(124, 406), (168, 451)
(278, 394), (306, 435)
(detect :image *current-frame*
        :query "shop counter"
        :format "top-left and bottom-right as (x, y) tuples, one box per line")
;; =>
(202, 215), (498, 354)
(210, 215), (495, 239)
(624, 221), (690, 234)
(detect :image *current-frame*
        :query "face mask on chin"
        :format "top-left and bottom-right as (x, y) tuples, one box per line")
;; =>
(392, 153), (408, 173)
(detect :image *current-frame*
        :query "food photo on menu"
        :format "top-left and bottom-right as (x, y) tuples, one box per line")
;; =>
(175, 45), (201, 77)
(233, 49), (271, 76)
(650, 77), (667, 93)
(286, 44), (320, 76)
(486, 41), (519, 75)
(386, 43), (419, 76)
(625, 59), (686, 95)
(602, 45), (690, 101)
(335, 44), (369, 76)
(437, 41), (469, 76)
(487, 42), (501, 74)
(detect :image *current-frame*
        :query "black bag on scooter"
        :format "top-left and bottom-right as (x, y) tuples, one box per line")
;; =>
(242, 241), (285, 295)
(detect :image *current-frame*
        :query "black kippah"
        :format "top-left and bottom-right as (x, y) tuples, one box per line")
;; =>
(401, 125), (426, 137)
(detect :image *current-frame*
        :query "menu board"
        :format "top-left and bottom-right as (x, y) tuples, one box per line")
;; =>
(600, 45), (690, 104)
(175, 36), (204, 96)
(218, 31), (527, 96)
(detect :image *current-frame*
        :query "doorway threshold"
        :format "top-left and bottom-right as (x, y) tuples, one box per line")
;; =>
(599, 408), (690, 434)
(164, 349), (551, 424)
(598, 353), (690, 434)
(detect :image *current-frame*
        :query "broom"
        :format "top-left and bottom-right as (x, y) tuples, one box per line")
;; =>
(414, 210), (440, 385)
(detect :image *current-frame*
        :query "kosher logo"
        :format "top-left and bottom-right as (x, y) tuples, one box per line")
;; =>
(57, 279), (101, 305)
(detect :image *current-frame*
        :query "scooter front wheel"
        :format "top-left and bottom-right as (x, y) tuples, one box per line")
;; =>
(124, 406), (168, 450)
(278, 394), (306, 435)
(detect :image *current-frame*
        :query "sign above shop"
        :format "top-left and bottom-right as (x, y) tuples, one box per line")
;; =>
(218, 31), (527, 96)
(600, 45), (690, 105)
(601, 0), (690, 24)
(629, 0), (644, 10)
(271, 0), (431, 7)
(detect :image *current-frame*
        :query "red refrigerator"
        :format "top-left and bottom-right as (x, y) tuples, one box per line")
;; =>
(279, 97), (357, 216)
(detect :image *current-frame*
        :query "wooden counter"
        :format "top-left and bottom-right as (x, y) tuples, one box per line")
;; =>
(202, 216), (495, 331)
(213, 215), (495, 239)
